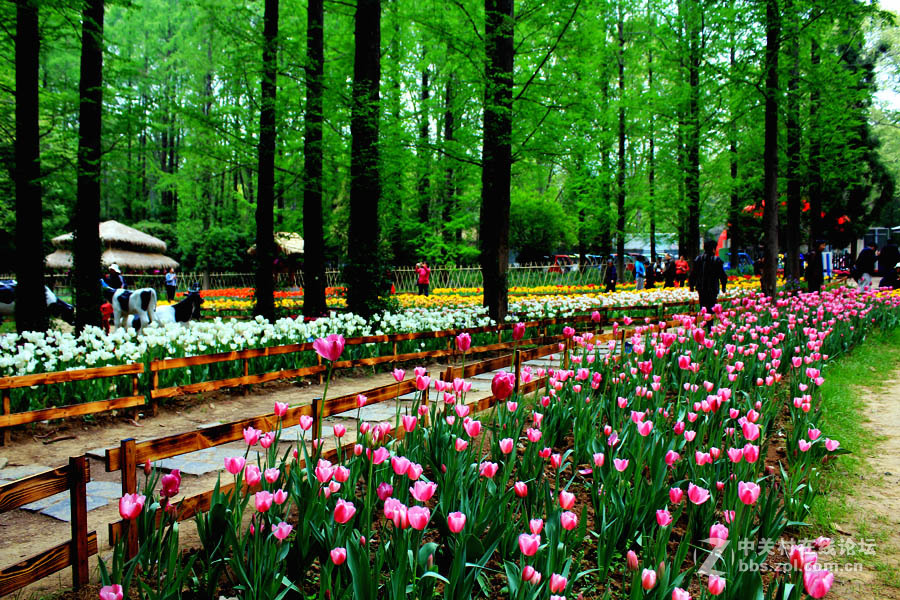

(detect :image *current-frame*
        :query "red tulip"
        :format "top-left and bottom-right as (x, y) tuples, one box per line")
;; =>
(514, 481), (528, 497)
(334, 498), (357, 524)
(456, 333), (472, 352)
(160, 470), (181, 498)
(491, 372), (515, 400)
(513, 322), (526, 340)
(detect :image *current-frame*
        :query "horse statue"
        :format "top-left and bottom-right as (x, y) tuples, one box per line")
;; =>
(101, 280), (158, 333)
(157, 287), (203, 325)
(0, 280), (75, 325)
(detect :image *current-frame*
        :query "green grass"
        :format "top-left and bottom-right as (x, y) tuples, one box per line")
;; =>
(809, 326), (900, 530)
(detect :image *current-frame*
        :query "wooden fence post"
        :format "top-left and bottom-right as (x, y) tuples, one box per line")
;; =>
(1, 389), (10, 446)
(242, 358), (249, 396)
(563, 338), (570, 371)
(68, 455), (90, 590)
(311, 397), (322, 442)
(317, 354), (324, 385)
(513, 349), (522, 395)
(151, 365), (159, 417)
(120, 438), (139, 560)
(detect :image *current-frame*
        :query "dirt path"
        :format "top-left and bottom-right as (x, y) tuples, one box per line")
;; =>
(827, 376), (900, 599)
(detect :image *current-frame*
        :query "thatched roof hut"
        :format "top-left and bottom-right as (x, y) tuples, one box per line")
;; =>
(248, 232), (305, 257)
(46, 220), (179, 271)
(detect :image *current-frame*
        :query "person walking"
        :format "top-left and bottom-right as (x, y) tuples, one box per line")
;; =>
(415, 261), (431, 296)
(663, 254), (676, 288)
(634, 257), (646, 290)
(805, 240), (825, 293)
(675, 255), (690, 287)
(854, 242), (877, 291)
(165, 267), (177, 302)
(604, 259), (617, 292)
(690, 239), (728, 316)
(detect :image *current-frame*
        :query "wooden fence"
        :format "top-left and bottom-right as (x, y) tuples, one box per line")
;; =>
(0, 301), (697, 445)
(0, 456), (96, 596)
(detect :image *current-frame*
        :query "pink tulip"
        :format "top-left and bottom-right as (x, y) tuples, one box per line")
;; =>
(406, 462), (423, 480)
(410, 481), (437, 502)
(272, 521), (293, 540)
(687, 483), (710, 505)
(255, 491), (274, 512)
(613, 458), (629, 472)
(559, 490), (576, 509)
(224, 456), (246, 475)
(479, 461), (499, 478)
(455, 438), (468, 452)
(626, 550), (639, 570)
(803, 567), (833, 598)
(357, 394), (368, 407)
(743, 443), (760, 463)
(665, 450), (680, 466)
(513, 322), (526, 340)
(741, 421), (761, 441)
(416, 375), (431, 391)
(549, 573), (568, 593)
(333, 424), (346, 438)
(560, 511), (578, 530)
(518, 533), (540, 556)
(273, 489), (288, 505)
(672, 588), (691, 600)
(99, 585), (123, 600)
(274, 401), (288, 417)
(656, 509), (672, 527)
(371, 447), (389, 464)
(737, 481), (761, 505)
(669, 487), (684, 504)
(798, 439), (811, 452)
(456, 333), (472, 352)
(641, 569), (657, 590)
(499, 438), (514, 454)
(593, 452), (605, 467)
(313, 334), (345, 362)
(160, 470), (181, 498)
(491, 371), (515, 400)
(447, 511), (466, 533)
(392, 456), (411, 476)
(529, 518), (544, 534)
(527, 428), (542, 443)
(401, 415), (418, 433)
(334, 498), (357, 524)
(118, 493), (146, 520)
(408, 505), (430, 530)
(377, 482), (393, 501)
(637, 420), (653, 436)
(727, 447), (743, 463)
(243, 426), (261, 446)
(330, 547), (347, 565)
(708, 574), (726, 595)
(244, 464), (261, 487)
(825, 438), (840, 451)
(514, 481), (528, 497)
(260, 432), (275, 449)
(789, 545), (818, 571)
(464, 419), (482, 438)
(709, 523), (729, 547)
(299, 415), (314, 431)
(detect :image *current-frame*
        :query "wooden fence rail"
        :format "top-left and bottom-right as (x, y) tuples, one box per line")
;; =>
(0, 301), (697, 445)
(0, 456), (96, 597)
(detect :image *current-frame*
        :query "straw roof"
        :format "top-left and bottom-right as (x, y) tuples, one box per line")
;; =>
(248, 232), (305, 256)
(52, 220), (168, 253)
(46, 249), (179, 271)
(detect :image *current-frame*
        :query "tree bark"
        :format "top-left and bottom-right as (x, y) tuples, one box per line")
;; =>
(728, 37), (742, 271)
(443, 76), (460, 244)
(15, 0), (48, 333)
(684, 2), (701, 262)
(784, 0), (801, 281)
(417, 66), (431, 227)
(480, 0), (514, 321)
(254, 0), (278, 321)
(303, 0), (327, 317)
(808, 38), (822, 248)
(761, 0), (781, 298)
(648, 48), (656, 263)
(74, 0), (104, 331)
(615, 2), (626, 279)
(346, 0), (383, 317)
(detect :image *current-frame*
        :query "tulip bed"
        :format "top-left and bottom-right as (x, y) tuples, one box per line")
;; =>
(95, 287), (900, 600)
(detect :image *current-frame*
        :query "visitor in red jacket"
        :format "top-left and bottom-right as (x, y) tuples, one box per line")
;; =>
(416, 262), (431, 296)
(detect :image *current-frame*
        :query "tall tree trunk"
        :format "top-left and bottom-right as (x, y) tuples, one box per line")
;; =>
(442, 77), (459, 245)
(808, 38), (822, 249)
(784, 0), (801, 281)
(254, 0), (278, 321)
(417, 66), (431, 228)
(761, 0), (781, 298)
(74, 0), (104, 331)
(303, 0), (327, 317)
(648, 47), (656, 263)
(15, 0), (47, 333)
(480, 0), (514, 321)
(684, 3), (701, 262)
(599, 75), (612, 257)
(346, 0), (383, 317)
(615, 2), (626, 279)
(728, 36), (742, 270)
